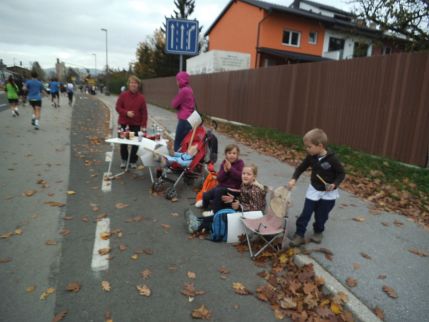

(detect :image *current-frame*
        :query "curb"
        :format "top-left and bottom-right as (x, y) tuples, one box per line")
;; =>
(294, 254), (381, 322)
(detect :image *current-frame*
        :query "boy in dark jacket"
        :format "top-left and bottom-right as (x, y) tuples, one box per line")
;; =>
(288, 128), (345, 246)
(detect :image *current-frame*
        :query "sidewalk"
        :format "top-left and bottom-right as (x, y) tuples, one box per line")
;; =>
(97, 94), (429, 322)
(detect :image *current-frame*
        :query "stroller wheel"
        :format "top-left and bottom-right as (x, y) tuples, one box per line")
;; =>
(165, 187), (177, 200)
(152, 180), (164, 193)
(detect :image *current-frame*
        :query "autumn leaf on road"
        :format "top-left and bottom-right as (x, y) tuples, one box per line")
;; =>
(52, 310), (68, 322)
(65, 282), (81, 293)
(0, 257), (12, 264)
(15, 228), (23, 235)
(408, 248), (429, 257)
(119, 244), (128, 252)
(26, 285), (36, 293)
(101, 281), (111, 292)
(187, 271), (196, 279)
(131, 254), (139, 260)
(360, 252), (372, 260)
(44, 201), (66, 207)
(161, 224), (171, 231)
(24, 190), (37, 197)
(140, 269), (152, 279)
(66, 191), (76, 195)
(0, 232), (14, 239)
(352, 216), (366, 222)
(373, 306), (385, 320)
(40, 287), (55, 300)
(181, 283), (205, 297)
(115, 202), (128, 209)
(352, 263), (361, 270)
(383, 285), (398, 298)
(346, 277), (358, 288)
(232, 282), (252, 295)
(143, 248), (154, 255)
(136, 284), (151, 296)
(98, 248), (111, 255)
(191, 305), (212, 320)
(59, 228), (70, 237)
(218, 266), (230, 275)
(100, 232), (111, 240)
(45, 240), (58, 245)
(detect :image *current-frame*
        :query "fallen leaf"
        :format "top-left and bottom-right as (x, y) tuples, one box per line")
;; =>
(171, 212), (179, 217)
(98, 248), (111, 255)
(15, 228), (23, 235)
(44, 201), (65, 207)
(232, 282), (252, 295)
(352, 216), (366, 222)
(218, 266), (230, 275)
(0, 257), (12, 264)
(100, 232), (111, 240)
(187, 271), (196, 279)
(40, 287), (55, 300)
(378, 274), (387, 279)
(140, 269), (152, 279)
(24, 190), (37, 197)
(63, 216), (73, 221)
(360, 252), (372, 260)
(26, 285), (36, 293)
(373, 306), (385, 320)
(45, 240), (57, 245)
(66, 191), (76, 195)
(280, 297), (297, 309)
(303, 282), (316, 294)
(101, 281), (111, 292)
(161, 224), (171, 230)
(191, 305), (212, 320)
(381, 222), (390, 227)
(81, 216), (89, 223)
(136, 284), (151, 296)
(333, 291), (348, 304)
(352, 263), (361, 270)
(131, 254), (139, 260)
(181, 283), (205, 297)
(331, 302), (342, 314)
(115, 202), (128, 209)
(393, 220), (404, 227)
(346, 277), (358, 288)
(0, 232), (14, 239)
(52, 310), (68, 322)
(119, 244), (128, 252)
(382, 285), (398, 298)
(65, 282), (81, 293)
(143, 248), (154, 255)
(408, 248), (429, 257)
(59, 228), (70, 237)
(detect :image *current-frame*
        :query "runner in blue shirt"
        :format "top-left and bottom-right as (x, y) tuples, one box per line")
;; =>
(49, 78), (60, 107)
(25, 71), (45, 130)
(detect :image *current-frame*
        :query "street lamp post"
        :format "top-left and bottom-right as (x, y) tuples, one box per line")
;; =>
(91, 53), (97, 75)
(100, 28), (109, 95)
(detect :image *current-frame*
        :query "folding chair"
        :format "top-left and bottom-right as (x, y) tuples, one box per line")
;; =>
(241, 186), (291, 259)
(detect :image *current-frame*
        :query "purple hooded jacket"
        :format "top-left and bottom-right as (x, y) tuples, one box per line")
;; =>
(171, 71), (195, 120)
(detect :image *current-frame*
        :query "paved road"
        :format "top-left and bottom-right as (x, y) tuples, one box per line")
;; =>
(0, 93), (279, 321)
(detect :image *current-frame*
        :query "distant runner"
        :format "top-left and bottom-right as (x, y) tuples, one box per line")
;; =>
(25, 71), (45, 130)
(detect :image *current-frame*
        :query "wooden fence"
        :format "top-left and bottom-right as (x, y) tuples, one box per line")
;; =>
(142, 52), (429, 167)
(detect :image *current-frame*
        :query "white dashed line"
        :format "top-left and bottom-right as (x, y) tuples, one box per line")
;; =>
(91, 218), (110, 272)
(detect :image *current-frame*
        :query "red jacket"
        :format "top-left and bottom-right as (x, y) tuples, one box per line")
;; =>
(116, 90), (148, 127)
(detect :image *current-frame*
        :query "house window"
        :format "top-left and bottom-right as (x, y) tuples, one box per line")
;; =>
(282, 30), (301, 47)
(382, 46), (392, 55)
(353, 42), (369, 57)
(309, 32), (317, 44)
(328, 37), (345, 51)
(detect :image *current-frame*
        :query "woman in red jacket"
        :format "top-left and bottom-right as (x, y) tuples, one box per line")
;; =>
(115, 76), (148, 169)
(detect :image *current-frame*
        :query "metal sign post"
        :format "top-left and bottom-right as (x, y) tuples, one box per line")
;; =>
(165, 18), (199, 71)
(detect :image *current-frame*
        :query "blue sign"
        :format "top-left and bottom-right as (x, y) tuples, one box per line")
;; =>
(166, 18), (199, 55)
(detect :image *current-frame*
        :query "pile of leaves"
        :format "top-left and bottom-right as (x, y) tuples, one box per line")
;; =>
(207, 120), (429, 227)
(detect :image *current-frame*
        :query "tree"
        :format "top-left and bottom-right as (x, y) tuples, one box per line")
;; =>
(352, 0), (429, 50)
(31, 61), (45, 80)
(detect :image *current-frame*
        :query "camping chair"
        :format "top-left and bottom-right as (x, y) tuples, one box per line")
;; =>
(240, 186), (291, 259)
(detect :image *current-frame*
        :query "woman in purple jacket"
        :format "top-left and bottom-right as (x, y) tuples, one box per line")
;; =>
(171, 71), (195, 151)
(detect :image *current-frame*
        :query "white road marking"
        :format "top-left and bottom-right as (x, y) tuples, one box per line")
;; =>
(105, 151), (112, 162)
(101, 172), (112, 192)
(91, 218), (110, 271)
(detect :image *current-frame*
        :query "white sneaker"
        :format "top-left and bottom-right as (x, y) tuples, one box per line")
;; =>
(202, 210), (214, 217)
(120, 161), (127, 169)
(195, 200), (203, 208)
(14, 108), (19, 116)
(12, 110), (16, 117)
(130, 163), (137, 169)
(34, 120), (40, 130)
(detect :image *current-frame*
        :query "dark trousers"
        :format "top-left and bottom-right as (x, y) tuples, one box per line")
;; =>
(174, 119), (192, 151)
(295, 198), (336, 237)
(202, 186), (229, 213)
(119, 124), (140, 163)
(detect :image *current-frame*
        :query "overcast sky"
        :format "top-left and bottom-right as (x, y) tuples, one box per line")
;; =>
(0, 0), (352, 71)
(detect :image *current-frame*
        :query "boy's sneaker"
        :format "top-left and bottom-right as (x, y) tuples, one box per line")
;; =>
(289, 234), (305, 247)
(14, 108), (19, 116)
(12, 110), (16, 117)
(202, 210), (214, 217)
(34, 120), (40, 130)
(130, 163), (137, 169)
(310, 232), (323, 244)
(195, 200), (203, 208)
(120, 161), (127, 169)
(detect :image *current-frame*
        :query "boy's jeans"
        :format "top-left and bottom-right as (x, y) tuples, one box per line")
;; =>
(295, 198), (336, 237)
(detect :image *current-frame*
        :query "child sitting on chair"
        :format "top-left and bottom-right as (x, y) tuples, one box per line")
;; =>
(161, 140), (198, 168)
(187, 164), (266, 234)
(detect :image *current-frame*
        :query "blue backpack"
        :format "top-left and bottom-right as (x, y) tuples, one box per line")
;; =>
(211, 208), (237, 242)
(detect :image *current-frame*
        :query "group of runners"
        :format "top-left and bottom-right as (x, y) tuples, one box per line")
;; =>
(4, 73), (74, 130)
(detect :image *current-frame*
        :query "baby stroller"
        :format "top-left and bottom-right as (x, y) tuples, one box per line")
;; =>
(152, 125), (218, 200)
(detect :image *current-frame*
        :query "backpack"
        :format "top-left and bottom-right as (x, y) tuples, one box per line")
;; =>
(211, 208), (237, 242)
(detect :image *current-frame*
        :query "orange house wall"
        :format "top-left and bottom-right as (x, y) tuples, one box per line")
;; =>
(208, 1), (264, 68)
(259, 13), (324, 56)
